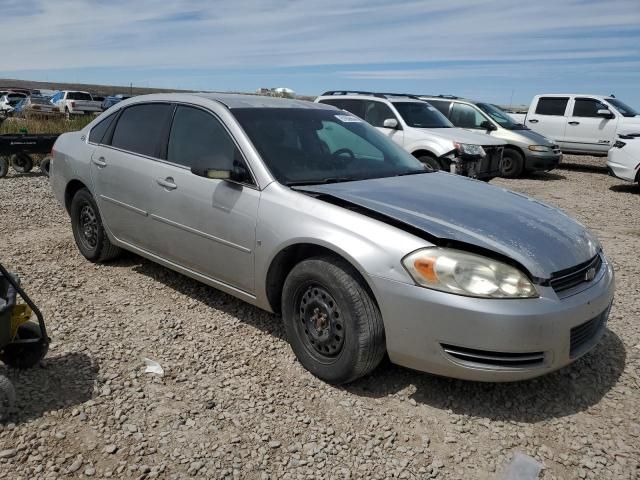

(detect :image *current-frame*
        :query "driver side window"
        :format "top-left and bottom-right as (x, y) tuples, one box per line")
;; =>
(450, 103), (486, 129)
(364, 101), (397, 128)
(317, 121), (384, 161)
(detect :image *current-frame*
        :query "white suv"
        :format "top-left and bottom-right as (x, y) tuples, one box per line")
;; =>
(315, 91), (505, 179)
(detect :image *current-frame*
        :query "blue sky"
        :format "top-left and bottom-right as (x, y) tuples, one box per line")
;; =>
(3, 0), (640, 105)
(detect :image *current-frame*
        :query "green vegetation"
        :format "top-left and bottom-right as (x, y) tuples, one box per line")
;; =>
(0, 115), (93, 134)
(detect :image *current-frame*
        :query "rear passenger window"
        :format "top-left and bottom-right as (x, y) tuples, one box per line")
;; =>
(111, 103), (173, 157)
(167, 106), (238, 171)
(318, 99), (366, 119)
(88, 113), (116, 144)
(572, 98), (609, 117)
(535, 97), (569, 116)
(427, 100), (452, 117)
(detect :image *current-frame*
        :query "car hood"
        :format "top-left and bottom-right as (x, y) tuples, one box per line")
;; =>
(619, 116), (640, 135)
(297, 174), (599, 279)
(511, 128), (556, 146)
(424, 127), (506, 146)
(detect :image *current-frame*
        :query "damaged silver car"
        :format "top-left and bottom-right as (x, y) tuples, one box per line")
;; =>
(50, 93), (615, 384)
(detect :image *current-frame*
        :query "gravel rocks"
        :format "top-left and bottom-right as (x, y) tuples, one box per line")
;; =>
(0, 156), (638, 479)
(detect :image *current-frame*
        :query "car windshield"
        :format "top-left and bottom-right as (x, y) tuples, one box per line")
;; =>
(232, 107), (428, 186)
(392, 102), (453, 128)
(476, 103), (525, 130)
(8, 94), (26, 106)
(606, 98), (639, 118)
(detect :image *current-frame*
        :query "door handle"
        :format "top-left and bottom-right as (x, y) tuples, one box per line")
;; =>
(568, 121), (580, 125)
(92, 157), (106, 168)
(528, 119), (539, 123)
(156, 177), (177, 190)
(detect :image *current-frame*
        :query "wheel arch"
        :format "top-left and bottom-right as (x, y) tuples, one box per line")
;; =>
(264, 242), (380, 315)
(64, 179), (89, 213)
(411, 148), (437, 159)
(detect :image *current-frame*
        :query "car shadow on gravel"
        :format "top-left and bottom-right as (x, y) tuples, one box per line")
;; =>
(111, 253), (286, 340)
(0, 352), (98, 425)
(520, 172), (566, 181)
(348, 329), (625, 423)
(609, 184), (640, 194)
(557, 163), (608, 174)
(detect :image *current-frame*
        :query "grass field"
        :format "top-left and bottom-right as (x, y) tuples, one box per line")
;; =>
(0, 115), (93, 134)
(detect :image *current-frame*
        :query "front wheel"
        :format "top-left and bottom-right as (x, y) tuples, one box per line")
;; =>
(282, 257), (385, 384)
(70, 188), (121, 262)
(500, 149), (524, 178)
(417, 155), (442, 172)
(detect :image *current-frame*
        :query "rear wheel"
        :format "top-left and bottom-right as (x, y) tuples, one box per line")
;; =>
(40, 156), (52, 176)
(500, 148), (524, 178)
(0, 156), (8, 178)
(282, 257), (385, 384)
(417, 155), (442, 172)
(70, 188), (121, 262)
(10, 153), (33, 173)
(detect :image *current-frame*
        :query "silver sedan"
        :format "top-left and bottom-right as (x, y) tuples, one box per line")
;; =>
(49, 93), (614, 384)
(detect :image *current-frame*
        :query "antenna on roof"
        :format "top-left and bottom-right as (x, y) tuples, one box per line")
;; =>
(610, 93), (616, 98)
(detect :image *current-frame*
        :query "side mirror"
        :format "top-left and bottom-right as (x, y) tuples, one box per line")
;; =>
(597, 109), (614, 119)
(383, 118), (399, 129)
(190, 151), (251, 184)
(480, 120), (497, 131)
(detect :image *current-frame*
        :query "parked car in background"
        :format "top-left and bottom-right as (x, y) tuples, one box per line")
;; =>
(0, 92), (27, 114)
(607, 134), (640, 185)
(101, 94), (132, 111)
(421, 95), (562, 177)
(315, 91), (505, 179)
(50, 90), (102, 115)
(509, 94), (640, 156)
(12, 95), (59, 117)
(50, 93), (614, 384)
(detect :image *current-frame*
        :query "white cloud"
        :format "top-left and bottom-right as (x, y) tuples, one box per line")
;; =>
(1, 0), (638, 72)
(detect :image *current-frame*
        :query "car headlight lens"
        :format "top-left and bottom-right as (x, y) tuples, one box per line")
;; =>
(528, 145), (553, 152)
(402, 248), (538, 298)
(455, 143), (485, 157)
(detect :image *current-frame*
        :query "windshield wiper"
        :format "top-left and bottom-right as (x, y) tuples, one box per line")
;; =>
(396, 169), (431, 176)
(285, 177), (359, 187)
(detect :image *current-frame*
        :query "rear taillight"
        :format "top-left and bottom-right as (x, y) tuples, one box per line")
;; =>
(613, 140), (626, 148)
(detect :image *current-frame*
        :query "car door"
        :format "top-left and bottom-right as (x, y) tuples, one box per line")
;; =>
(563, 97), (618, 153)
(363, 100), (404, 147)
(89, 102), (174, 250)
(146, 104), (259, 294)
(523, 97), (570, 145)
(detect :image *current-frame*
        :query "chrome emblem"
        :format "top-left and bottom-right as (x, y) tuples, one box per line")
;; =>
(585, 267), (596, 281)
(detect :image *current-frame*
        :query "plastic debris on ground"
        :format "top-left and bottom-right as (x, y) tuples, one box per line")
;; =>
(142, 357), (164, 376)
(499, 452), (542, 480)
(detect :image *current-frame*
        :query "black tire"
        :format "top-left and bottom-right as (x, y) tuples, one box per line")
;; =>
(40, 156), (52, 176)
(10, 153), (33, 173)
(282, 256), (385, 384)
(70, 188), (122, 262)
(500, 148), (524, 178)
(0, 156), (8, 178)
(417, 155), (443, 172)
(0, 376), (16, 419)
(0, 322), (48, 369)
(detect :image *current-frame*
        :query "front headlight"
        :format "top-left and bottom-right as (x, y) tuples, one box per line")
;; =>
(455, 143), (485, 157)
(402, 248), (538, 298)
(528, 145), (553, 152)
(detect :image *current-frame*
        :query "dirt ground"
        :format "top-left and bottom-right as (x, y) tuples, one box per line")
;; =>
(0, 155), (638, 479)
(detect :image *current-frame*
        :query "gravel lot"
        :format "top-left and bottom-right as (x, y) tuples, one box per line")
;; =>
(0, 155), (638, 480)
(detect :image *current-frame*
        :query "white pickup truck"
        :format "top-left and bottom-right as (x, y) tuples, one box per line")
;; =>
(50, 90), (102, 115)
(510, 94), (640, 155)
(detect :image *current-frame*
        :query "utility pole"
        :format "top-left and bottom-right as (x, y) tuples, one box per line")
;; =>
(130, 82), (133, 96)
(508, 89), (514, 110)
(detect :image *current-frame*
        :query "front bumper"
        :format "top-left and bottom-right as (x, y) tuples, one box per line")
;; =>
(607, 156), (637, 183)
(369, 258), (614, 382)
(523, 150), (562, 172)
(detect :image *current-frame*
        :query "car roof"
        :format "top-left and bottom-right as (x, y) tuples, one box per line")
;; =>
(121, 92), (333, 110)
(317, 93), (425, 104)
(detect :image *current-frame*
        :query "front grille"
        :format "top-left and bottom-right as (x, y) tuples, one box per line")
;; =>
(479, 146), (503, 177)
(570, 310), (608, 358)
(441, 344), (545, 368)
(550, 254), (602, 294)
